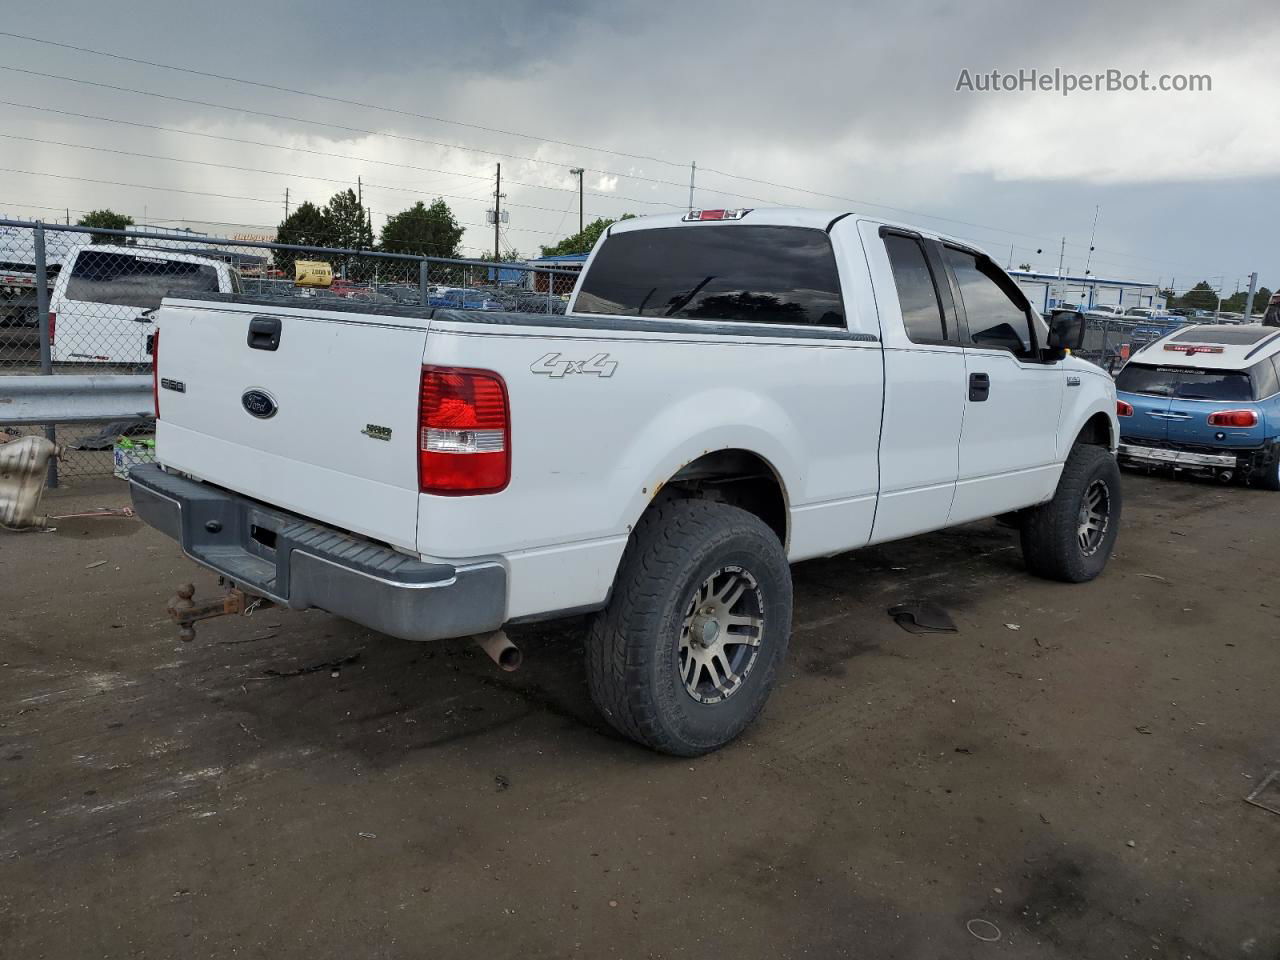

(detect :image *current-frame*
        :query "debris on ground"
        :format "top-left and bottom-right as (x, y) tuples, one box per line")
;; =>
(887, 601), (957, 635)
(258, 653), (361, 680)
(966, 918), (1001, 942)
(1004, 623), (1022, 631)
(84, 560), (107, 569)
(1244, 770), (1280, 816)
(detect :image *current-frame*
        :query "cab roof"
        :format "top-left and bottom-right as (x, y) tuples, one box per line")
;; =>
(1138, 324), (1280, 370)
(606, 207), (995, 258)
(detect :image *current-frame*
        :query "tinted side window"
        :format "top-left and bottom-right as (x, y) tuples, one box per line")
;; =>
(882, 234), (945, 343)
(944, 248), (1034, 357)
(65, 252), (219, 310)
(574, 225), (844, 327)
(1251, 356), (1280, 399)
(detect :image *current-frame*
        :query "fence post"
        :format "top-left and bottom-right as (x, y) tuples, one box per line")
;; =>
(419, 259), (429, 307)
(33, 222), (58, 488)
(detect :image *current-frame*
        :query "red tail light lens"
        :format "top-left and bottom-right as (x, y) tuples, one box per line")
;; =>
(151, 329), (160, 418)
(1206, 409), (1258, 427)
(418, 367), (510, 495)
(1117, 399), (1134, 417)
(47, 311), (55, 344)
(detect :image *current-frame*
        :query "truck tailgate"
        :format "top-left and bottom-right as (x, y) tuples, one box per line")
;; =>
(154, 299), (429, 551)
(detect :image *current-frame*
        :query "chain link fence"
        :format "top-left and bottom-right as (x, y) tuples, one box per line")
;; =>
(1075, 315), (1178, 373)
(0, 218), (576, 485)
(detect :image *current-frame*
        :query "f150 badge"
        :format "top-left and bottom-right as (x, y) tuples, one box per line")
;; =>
(531, 352), (617, 378)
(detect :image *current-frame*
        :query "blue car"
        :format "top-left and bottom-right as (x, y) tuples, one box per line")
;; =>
(1116, 324), (1280, 488)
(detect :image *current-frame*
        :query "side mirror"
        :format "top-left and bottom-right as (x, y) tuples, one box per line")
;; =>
(1048, 309), (1086, 351)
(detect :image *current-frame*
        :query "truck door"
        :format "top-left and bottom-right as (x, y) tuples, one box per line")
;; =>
(861, 223), (966, 544)
(940, 246), (1065, 523)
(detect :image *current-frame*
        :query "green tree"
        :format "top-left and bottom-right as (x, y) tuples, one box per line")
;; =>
(540, 214), (636, 257)
(274, 201), (328, 275)
(1223, 285), (1274, 315)
(76, 208), (134, 244)
(379, 200), (464, 258)
(1176, 281), (1219, 312)
(322, 189), (375, 279)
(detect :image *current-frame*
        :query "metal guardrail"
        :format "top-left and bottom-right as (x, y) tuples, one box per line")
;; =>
(0, 374), (152, 425)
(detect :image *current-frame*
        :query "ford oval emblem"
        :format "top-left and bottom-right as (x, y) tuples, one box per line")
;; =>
(241, 389), (278, 419)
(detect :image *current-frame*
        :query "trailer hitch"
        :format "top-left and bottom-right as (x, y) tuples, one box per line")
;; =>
(166, 582), (271, 642)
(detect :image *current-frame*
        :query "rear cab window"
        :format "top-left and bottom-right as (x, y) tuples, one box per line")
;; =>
(574, 225), (845, 327)
(65, 250), (220, 310)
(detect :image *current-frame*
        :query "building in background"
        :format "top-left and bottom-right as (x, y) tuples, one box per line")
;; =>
(1009, 269), (1165, 313)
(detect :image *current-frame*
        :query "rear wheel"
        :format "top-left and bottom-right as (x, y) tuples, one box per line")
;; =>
(585, 499), (793, 756)
(1020, 444), (1122, 582)
(1254, 446), (1280, 491)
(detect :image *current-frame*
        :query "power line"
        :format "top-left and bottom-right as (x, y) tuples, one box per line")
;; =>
(0, 64), (707, 194)
(0, 100), (684, 210)
(0, 166), (564, 237)
(0, 132), (620, 217)
(0, 56), (1233, 277)
(0, 30), (690, 171)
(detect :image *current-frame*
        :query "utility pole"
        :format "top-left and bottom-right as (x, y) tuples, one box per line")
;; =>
(1084, 205), (1099, 276)
(1057, 236), (1066, 278)
(1007, 242), (1014, 270)
(494, 163), (502, 261)
(357, 176), (362, 207)
(570, 167), (584, 236)
(284, 188), (290, 219)
(1243, 271), (1259, 320)
(688, 161), (697, 212)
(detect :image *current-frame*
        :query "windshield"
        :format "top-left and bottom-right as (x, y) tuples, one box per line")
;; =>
(1116, 363), (1253, 401)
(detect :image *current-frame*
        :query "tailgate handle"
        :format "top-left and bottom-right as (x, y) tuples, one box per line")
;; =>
(247, 316), (281, 352)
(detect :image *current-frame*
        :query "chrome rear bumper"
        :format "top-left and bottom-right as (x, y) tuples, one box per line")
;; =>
(1117, 443), (1237, 468)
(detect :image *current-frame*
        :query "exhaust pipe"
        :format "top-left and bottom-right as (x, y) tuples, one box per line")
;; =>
(474, 629), (522, 671)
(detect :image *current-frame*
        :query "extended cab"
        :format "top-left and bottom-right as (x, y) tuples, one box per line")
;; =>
(131, 208), (1121, 755)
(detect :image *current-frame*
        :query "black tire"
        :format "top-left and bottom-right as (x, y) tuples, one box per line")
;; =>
(585, 499), (793, 756)
(1254, 447), (1280, 491)
(1020, 444), (1122, 583)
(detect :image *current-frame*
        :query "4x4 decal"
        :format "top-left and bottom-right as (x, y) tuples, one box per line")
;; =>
(531, 352), (617, 378)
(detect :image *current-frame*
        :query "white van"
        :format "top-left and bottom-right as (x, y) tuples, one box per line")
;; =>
(50, 245), (240, 365)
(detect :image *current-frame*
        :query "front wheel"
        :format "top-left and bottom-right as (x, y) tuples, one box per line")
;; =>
(585, 499), (793, 756)
(1020, 444), (1123, 582)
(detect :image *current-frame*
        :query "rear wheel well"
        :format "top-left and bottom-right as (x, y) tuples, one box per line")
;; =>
(1076, 412), (1114, 450)
(648, 450), (788, 548)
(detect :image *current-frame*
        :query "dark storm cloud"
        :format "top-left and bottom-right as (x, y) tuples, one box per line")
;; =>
(1, 0), (1276, 283)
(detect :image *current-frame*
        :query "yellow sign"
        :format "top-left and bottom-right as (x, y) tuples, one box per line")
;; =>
(294, 260), (333, 287)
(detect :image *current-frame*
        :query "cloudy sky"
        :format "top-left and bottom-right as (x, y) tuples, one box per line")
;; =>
(2, 0), (1277, 293)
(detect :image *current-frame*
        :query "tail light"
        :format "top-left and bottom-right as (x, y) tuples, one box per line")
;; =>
(47, 312), (55, 343)
(1206, 409), (1257, 427)
(1117, 399), (1134, 417)
(151, 329), (160, 418)
(418, 367), (510, 495)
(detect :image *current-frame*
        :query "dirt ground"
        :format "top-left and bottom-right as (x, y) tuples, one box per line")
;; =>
(2, 471), (1278, 959)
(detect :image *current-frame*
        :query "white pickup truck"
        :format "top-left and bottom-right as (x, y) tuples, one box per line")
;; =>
(131, 207), (1121, 755)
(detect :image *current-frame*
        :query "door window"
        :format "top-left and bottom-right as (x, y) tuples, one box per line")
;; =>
(882, 233), (946, 344)
(944, 248), (1035, 357)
